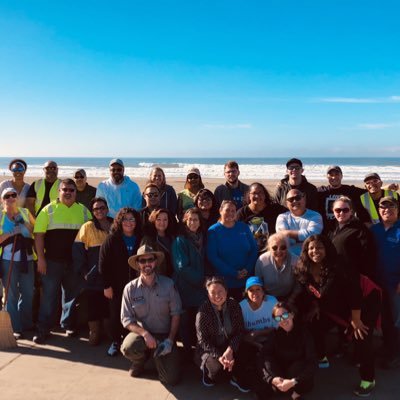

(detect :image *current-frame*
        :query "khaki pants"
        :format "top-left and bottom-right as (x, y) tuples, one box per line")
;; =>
(121, 332), (181, 385)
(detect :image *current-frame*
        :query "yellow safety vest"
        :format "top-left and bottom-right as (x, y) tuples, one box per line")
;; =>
(0, 208), (33, 257)
(360, 190), (399, 224)
(34, 178), (61, 214)
(45, 201), (90, 231)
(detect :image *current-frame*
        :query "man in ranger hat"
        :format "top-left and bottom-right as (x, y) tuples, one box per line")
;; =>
(120, 244), (182, 385)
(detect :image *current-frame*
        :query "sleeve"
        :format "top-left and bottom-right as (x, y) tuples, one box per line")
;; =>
(95, 182), (105, 199)
(255, 257), (264, 283)
(275, 213), (289, 233)
(207, 228), (238, 278)
(121, 284), (137, 328)
(172, 237), (204, 287)
(295, 328), (317, 384)
(132, 182), (143, 210)
(297, 212), (323, 242)
(72, 241), (88, 276)
(258, 332), (279, 384)
(26, 182), (37, 198)
(168, 281), (183, 316)
(213, 185), (224, 208)
(33, 208), (49, 233)
(167, 186), (178, 216)
(243, 224), (258, 273)
(195, 306), (222, 358)
(98, 235), (113, 289)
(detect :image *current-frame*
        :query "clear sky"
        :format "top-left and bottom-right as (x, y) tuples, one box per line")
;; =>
(1, 0), (399, 157)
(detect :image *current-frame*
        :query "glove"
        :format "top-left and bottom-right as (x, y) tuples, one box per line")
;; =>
(153, 338), (173, 357)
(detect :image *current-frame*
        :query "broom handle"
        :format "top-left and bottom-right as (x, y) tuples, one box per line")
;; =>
(3, 234), (18, 307)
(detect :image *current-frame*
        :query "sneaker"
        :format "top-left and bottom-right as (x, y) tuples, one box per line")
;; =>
(13, 332), (23, 340)
(107, 341), (120, 357)
(65, 329), (77, 338)
(230, 376), (251, 393)
(201, 366), (215, 387)
(33, 331), (48, 344)
(318, 356), (330, 369)
(128, 362), (144, 377)
(353, 380), (375, 397)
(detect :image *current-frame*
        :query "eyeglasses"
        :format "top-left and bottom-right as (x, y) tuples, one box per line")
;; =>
(187, 174), (199, 179)
(286, 194), (303, 203)
(379, 203), (397, 210)
(145, 192), (159, 198)
(44, 166), (57, 171)
(137, 257), (156, 265)
(11, 167), (25, 173)
(3, 193), (17, 199)
(122, 217), (136, 223)
(333, 207), (350, 214)
(271, 245), (287, 251)
(110, 168), (123, 173)
(74, 175), (84, 179)
(287, 165), (302, 171)
(273, 311), (290, 322)
(61, 188), (76, 193)
(92, 206), (107, 212)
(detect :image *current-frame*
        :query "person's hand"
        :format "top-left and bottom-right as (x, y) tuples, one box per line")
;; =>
(351, 318), (369, 340)
(271, 377), (283, 387)
(276, 378), (296, 392)
(219, 347), (235, 371)
(37, 258), (47, 275)
(387, 183), (399, 191)
(143, 332), (157, 349)
(154, 338), (173, 356)
(103, 287), (113, 299)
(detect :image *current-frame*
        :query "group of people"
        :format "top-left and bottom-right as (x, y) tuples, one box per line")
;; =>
(0, 157), (399, 398)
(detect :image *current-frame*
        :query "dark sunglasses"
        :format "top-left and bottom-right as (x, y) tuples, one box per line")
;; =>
(286, 194), (303, 203)
(61, 188), (76, 193)
(271, 245), (287, 251)
(187, 174), (199, 179)
(44, 166), (57, 171)
(145, 192), (159, 198)
(273, 311), (290, 322)
(137, 257), (156, 265)
(11, 167), (25, 173)
(3, 193), (17, 199)
(74, 175), (84, 179)
(287, 165), (301, 171)
(110, 168), (123, 173)
(92, 206), (107, 212)
(122, 217), (136, 223)
(334, 207), (350, 214)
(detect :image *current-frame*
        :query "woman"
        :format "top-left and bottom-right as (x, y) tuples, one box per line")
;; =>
(172, 208), (207, 356)
(141, 208), (176, 277)
(147, 166), (178, 217)
(99, 207), (141, 356)
(73, 197), (113, 345)
(255, 233), (298, 300)
(0, 159), (30, 208)
(293, 235), (380, 397)
(194, 188), (219, 231)
(177, 167), (205, 221)
(237, 182), (287, 253)
(207, 200), (258, 301)
(0, 188), (35, 338)
(259, 302), (316, 400)
(195, 276), (249, 393)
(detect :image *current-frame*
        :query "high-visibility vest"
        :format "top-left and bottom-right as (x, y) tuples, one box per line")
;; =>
(360, 190), (399, 224)
(34, 178), (60, 214)
(45, 201), (90, 231)
(0, 207), (32, 257)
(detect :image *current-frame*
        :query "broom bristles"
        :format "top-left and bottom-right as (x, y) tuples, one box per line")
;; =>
(0, 310), (17, 350)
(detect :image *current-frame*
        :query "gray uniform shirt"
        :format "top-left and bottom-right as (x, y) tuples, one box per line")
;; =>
(121, 274), (182, 334)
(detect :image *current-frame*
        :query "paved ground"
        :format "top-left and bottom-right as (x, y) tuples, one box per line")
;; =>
(1, 330), (399, 400)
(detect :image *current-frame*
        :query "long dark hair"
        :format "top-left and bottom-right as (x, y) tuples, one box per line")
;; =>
(295, 234), (336, 285)
(194, 188), (219, 217)
(89, 197), (113, 232)
(148, 208), (177, 237)
(244, 182), (273, 206)
(111, 207), (141, 235)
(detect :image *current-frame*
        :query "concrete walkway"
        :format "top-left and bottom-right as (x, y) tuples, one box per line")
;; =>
(0, 330), (399, 400)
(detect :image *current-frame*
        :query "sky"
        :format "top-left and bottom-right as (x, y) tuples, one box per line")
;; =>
(0, 0), (399, 158)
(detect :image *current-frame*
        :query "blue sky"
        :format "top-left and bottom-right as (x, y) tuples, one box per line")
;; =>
(1, 0), (399, 157)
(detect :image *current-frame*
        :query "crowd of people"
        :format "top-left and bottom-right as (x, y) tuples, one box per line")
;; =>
(0, 157), (399, 398)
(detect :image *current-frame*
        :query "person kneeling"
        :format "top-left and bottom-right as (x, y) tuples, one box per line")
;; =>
(120, 244), (182, 385)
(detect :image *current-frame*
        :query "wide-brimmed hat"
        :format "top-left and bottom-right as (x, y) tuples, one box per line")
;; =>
(1, 187), (18, 199)
(128, 244), (165, 271)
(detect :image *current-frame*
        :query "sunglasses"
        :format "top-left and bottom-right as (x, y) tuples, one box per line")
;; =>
(271, 245), (287, 251)
(273, 311), (290, 322)
(110, 168), (123, 173)
(74, 175), (84, 179)
(287, 165), (302, 171)
(187, 174), (199, 179)
(333, 207), (350, 214)
(137, 257), (156, 265)
(122, 217), (136, 223)
(286, 194), (303, 203)
(92, 206), (107, 212)
(61, 188), (76, 193)
(145, 192), (159, 198)
(11, 167), (25, 173)
(3, 193), (17, 199)
(44, 166), (57, 171)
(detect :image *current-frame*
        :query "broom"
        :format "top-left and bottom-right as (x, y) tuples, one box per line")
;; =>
(0, 235), (18, 349)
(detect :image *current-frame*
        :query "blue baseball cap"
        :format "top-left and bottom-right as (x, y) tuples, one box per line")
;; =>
(245, 276), (263, 291)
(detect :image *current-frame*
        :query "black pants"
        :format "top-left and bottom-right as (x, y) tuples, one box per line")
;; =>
(107, 289), (125, 342)
(87, 290), (108, 322)
(381, 288), (400, 357)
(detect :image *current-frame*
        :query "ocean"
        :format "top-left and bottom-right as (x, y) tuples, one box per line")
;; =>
(1, 157), (399, 182)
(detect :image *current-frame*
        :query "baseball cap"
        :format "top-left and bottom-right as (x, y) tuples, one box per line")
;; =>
(364, 173), (381, 183)
(245, 276), (264, 291)
(327, 165), (342, 174)
(379, 196), (398, 207)
(286, 158), (303, 168)
(109, 158), (124, 167)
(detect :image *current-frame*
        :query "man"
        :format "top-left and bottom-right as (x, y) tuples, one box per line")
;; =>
(140, 183), (161, 233)
(33, 179), (91, 343)
(96, 159), (142, 217)
(275, 189), (323, 255)
(359, 173), (399, 225)
(274, 158), (318, 211)
(317, 165), (365, 230)
(370, 197), (400, 369)
(73, 168), (96, 209)
(25, 160), (61, 216)
(120, 244), (182, 385)
(214, 161), (249, 209)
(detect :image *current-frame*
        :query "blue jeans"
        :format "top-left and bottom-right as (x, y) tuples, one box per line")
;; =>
(37, 258), (84, 332)
(1, 260), (34, 333)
